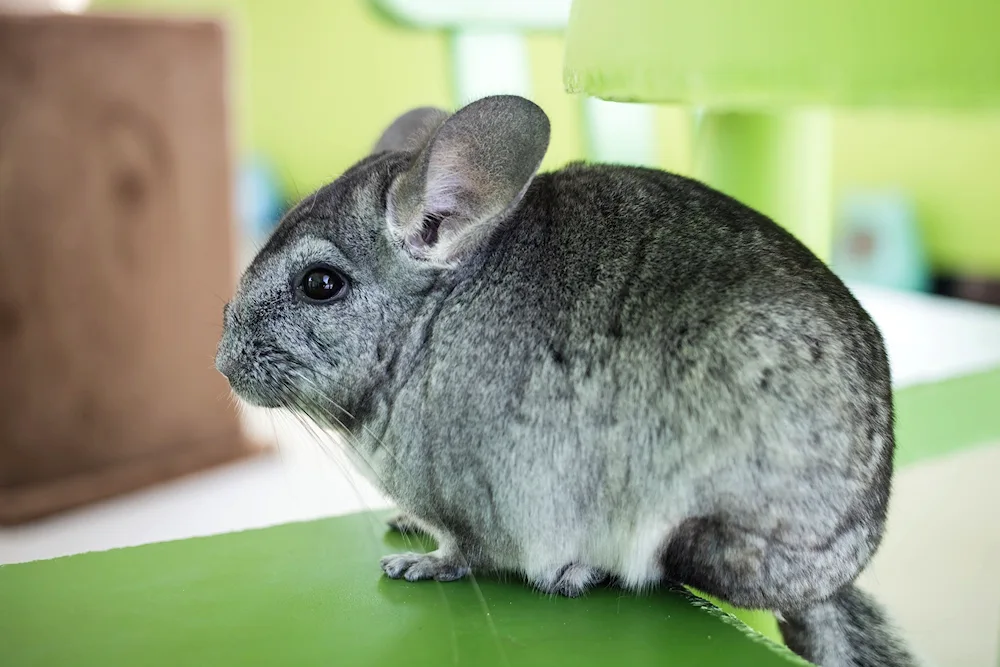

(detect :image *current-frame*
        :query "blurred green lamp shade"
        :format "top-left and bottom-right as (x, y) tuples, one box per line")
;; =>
(564, 0), (1000, 108)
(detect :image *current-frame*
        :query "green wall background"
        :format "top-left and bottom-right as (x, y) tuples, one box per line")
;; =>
(94, 0), (1000, 276)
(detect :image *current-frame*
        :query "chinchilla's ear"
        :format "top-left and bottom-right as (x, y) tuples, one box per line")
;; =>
(385, 95), (550, 267)
(371, 106), (450, 154)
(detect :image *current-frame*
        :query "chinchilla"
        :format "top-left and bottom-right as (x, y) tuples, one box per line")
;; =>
(216, 95), (918, 667)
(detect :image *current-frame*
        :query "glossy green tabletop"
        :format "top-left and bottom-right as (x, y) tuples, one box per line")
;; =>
(0, 511), (806, 667)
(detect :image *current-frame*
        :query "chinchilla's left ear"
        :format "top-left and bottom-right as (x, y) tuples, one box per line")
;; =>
(384, 95), (550, 267)
(371, 106), (449, 155)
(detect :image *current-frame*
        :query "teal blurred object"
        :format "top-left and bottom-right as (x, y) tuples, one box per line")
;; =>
(831, 190), (931, 292)
(238, 156), (286, 240)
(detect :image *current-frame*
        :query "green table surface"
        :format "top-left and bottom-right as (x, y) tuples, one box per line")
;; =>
(0, 511), (806, 667)
(894, 365), (1000, 467)
(3, 367), (999, 667)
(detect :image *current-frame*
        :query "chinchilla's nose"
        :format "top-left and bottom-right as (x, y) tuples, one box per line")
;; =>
(215, 339), (237, 379)
(215, 347), (235, 379)
(215, 303), (239, 379)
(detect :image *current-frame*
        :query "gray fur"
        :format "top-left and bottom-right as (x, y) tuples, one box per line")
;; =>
(216, 95), (917, 667)
(371, 106), (448, 155)
(780, 585), (918, 666)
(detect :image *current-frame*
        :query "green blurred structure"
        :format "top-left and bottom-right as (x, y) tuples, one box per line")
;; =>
(563, 0), (1000, 260)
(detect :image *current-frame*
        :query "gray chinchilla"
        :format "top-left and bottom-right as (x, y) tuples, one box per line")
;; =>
(217, 95), (918, 667)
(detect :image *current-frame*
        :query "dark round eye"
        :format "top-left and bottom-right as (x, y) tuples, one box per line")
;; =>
(299, 265), (349, 303)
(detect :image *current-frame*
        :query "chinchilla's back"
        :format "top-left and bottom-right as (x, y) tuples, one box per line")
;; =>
(500, 162), (875, 350)
(435, 160), (892, 490)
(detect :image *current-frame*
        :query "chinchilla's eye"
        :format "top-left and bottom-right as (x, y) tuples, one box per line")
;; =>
(297, 264), (349, 303)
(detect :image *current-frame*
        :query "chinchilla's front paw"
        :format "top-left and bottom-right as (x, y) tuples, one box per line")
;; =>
(380, 551), (470, 582)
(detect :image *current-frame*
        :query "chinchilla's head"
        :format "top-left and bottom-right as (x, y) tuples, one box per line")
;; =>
(215, 95), (550, 426)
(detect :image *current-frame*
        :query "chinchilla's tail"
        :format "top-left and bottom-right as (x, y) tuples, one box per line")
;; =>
(778, 584), (920, 667)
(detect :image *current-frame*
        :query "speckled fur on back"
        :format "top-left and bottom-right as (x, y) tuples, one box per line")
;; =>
(216, 96), (918, 667)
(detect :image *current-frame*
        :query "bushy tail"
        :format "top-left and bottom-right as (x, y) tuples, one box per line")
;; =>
(778, 584), (920, 667)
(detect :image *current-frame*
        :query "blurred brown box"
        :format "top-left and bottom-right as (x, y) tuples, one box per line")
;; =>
(0, 12), (256, 524)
